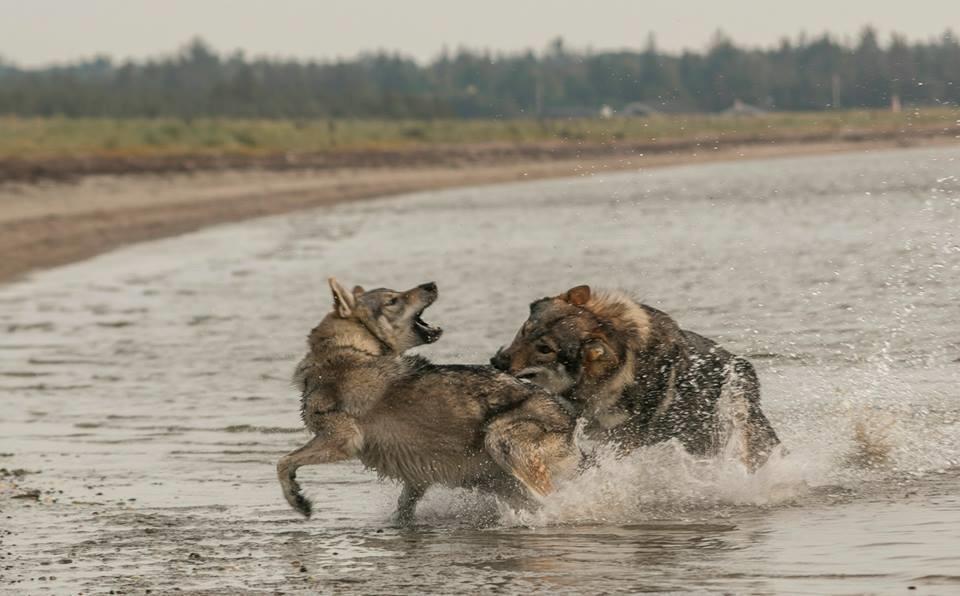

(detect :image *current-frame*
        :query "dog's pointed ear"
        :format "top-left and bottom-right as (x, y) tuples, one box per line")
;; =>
(329, 277), (356, 318)
(561, 285), (591, 306)
(352, 285), (365, 298)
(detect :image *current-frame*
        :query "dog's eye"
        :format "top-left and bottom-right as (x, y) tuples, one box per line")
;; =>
(386, 296), (398, 306)
(536, 344), (554, 354)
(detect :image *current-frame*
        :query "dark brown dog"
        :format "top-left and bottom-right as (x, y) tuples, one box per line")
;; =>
(491, 285), (781, 469)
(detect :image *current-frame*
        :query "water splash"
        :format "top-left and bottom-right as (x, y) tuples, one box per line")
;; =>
(498, 441), (805, 528)
(406, 372), (960, 529)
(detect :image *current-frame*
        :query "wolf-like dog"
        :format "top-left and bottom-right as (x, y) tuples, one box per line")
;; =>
(491, 285), (781, 470)
(277, 279), (579, 522)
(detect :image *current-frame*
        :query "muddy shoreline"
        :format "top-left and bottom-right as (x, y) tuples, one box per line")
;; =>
(1, 126), (955, 184)
(1, 131), (958, 285)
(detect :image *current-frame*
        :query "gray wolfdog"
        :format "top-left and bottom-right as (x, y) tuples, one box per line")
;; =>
(491, 285), (781, 470)
(277, 279), (579, 522)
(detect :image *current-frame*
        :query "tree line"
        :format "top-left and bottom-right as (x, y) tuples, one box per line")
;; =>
(0, 28), (958, 119)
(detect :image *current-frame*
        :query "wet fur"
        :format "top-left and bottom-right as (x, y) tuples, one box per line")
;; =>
(493, 287), (781, 470)
(277, 281), (578, 522)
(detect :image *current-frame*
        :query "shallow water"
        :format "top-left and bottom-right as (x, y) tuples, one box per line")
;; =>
(2, 145), (960, 594)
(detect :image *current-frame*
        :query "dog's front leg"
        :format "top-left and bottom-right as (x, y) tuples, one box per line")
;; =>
(392, 482), (427, 526)
(277, 413), (362, 518)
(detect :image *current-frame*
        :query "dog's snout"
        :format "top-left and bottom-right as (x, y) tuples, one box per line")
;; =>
(490, 348), (509, 371)
(419, 282), (437, 294)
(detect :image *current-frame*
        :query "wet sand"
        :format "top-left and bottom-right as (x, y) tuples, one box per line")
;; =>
(2, 145), (959, 593)
(3, 136), (957, 285)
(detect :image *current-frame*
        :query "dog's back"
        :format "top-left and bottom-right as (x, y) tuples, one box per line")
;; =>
(357, 362), (574, 490)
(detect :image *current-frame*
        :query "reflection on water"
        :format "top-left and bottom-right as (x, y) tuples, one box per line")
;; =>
(2, 145), (960, 593)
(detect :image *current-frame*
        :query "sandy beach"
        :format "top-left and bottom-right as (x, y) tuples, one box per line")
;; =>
(1, 135), (958, 285)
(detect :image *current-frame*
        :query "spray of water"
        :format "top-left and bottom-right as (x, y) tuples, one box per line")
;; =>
(405, 355), (959, 529)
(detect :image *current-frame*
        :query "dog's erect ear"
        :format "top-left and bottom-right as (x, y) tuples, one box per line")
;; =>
(352, 285), (365, 298)
(328, 277), (356, 318)
(562, 285), (591, 306)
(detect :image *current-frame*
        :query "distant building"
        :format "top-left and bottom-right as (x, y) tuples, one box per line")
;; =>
(620, 102), (659, 117)
(723, 99), (768, 116)
(541, 106), (599, 119)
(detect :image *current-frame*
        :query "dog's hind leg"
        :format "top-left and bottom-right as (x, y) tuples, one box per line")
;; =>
(277, 413), (362, 518)
(392, 482), (427, 526)
(493, 478), (541, 513)
(723, 357), (782, 471)
(484, 403), (578, 498)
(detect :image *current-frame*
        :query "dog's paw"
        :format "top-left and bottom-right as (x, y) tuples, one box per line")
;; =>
(281, 481), (313, 518)
(389, 509), (415, 528)
(292, 493), (313, 518)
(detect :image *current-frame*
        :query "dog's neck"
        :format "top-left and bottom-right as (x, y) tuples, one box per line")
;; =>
(309, 314), (394, 360)
(572, 305), (688, 433)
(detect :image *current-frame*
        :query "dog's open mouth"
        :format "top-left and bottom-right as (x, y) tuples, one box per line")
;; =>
(413, 309), (443, 343)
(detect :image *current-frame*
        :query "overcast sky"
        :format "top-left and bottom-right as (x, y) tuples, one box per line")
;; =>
(2, 0), (958, 66)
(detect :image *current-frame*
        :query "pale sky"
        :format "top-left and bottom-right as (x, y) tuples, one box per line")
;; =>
(1, 0), (958, 66)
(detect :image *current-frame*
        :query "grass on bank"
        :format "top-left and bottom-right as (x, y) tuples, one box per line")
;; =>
(0, 108), (957, 160)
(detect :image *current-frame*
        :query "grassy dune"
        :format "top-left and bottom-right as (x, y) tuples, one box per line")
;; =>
(1, 108), (957, 160)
